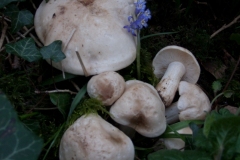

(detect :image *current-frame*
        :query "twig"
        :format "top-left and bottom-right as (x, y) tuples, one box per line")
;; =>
(61, 28), (76, 79)
(35, 89), (78, 95)
(223, 55), (240, 92)
(30, 0), (37, 10)
(76, 50), (89, 76)
(0, 20), (8, 49)
(194, 1), (207, 5)
(23, 26), (35, 37)
(23, 26), (43, 47)
(71, 80), (80, 91)
(210, 14), (240, 39)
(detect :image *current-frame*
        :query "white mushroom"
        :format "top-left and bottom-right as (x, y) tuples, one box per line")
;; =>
(163, 127), (192, 150)
(110, 80), (166, 138)
(87, 71), (125, 106)
(35, 0), (136, 75)
(165, 81), (211, 123)
(152, 45), (200, 106)
(178, 81), (211, 121)
(59, 114), (135, 160)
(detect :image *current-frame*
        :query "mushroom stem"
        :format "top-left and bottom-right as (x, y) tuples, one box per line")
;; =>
(156, 61), (186, 106)
(165, 102), (180, 124)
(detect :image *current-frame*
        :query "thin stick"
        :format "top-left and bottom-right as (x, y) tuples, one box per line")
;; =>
(0, 21), (8, 49)
(61, 28), (76, 79)
(23, 26), (43, 47)
(210, 14), (240, 39)
(30, 0), (37, 10)
(71, 80), (80, 91)
(35, 89), (77, 95)
(76, 50), (89, 76)
(223, 55), (240, 92)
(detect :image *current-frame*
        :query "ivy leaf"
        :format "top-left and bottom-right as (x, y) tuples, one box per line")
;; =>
(4, 5), (33, 33)
(5, 38), (42, 62)
(40, 40), (66, 62)
(148, 149), (211, 160)
(49, 93), (72, 118)
(0, 0), (25, 9)
(0, 93), (43, 160)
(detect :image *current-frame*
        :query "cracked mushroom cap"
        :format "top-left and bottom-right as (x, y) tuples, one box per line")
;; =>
(59, 114), (135, 160)
(152, 45), (200, 84)
(35, 0), (136, 75)
(110, 80), (166, 138)
(87, 71), (125, 106)
(178, 81), (211, 121)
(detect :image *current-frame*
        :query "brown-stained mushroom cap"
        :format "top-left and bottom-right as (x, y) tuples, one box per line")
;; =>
(87, 71), (125, 106)
(59, 114), (135, 160)
(34, 0), (136, 75)
(152, 45), (200, 83)
(110, 80), (166, 138)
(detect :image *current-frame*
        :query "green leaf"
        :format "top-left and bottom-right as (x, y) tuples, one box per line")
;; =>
(40, 40), (66, 62)
(203, 109), (234, 137)
(4, 5), (33, 33)
(49, 93), (72, 118)
(230, 33), (240, 45)
(199, 116), (240, 159)
(5, 38), (42, 62)
(67, 84), (87, 122)
(212, 81), (222, 93)
(148, 150), (211, 160)
(0, 93), (43, 160)
(223, 90), (234, 98)
(0, 0), (24, 9)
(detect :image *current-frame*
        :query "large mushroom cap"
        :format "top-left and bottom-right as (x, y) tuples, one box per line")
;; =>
(59, 114), (135, 160)
(35, 0), (136, 75)
(110, 80), (166, 138)
(152, 45), (200, 84)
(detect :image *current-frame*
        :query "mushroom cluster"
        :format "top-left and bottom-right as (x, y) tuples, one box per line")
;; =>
(35, 0), (212, 158)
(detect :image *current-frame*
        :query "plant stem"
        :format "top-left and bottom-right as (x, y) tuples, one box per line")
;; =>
(19, 112), (38, 120)
(137, 30), (141, 79)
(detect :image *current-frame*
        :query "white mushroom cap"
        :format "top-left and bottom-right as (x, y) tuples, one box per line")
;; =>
(152, 45), (200, 82)
(35, 0), (136, 75)
(87, 71), (125, 106)
(59, 114), (135, 160)
(152, 45), (200, 106)
(163, 127), (192, 150)
(178, 81), (211, 121)
(110, 80), (166, 138)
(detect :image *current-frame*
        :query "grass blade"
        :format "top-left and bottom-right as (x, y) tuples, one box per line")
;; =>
(67, 84), (87, 122)
(140, 32), (178, 40)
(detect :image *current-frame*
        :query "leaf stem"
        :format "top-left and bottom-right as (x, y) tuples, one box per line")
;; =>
(137, 30), (141, 79)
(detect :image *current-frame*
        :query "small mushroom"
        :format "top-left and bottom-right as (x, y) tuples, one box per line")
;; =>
(165, 81), (211, 123)
(34, 0), (136, 75)
(163, 127), (192, 150)
(110, 80), (166, 138)
(87, 71), (125, 106)
(59, 114), (135, 160)
(152, 45), (200, 106)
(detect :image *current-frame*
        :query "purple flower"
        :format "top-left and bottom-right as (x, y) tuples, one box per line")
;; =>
(123, 0), (151, 36)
